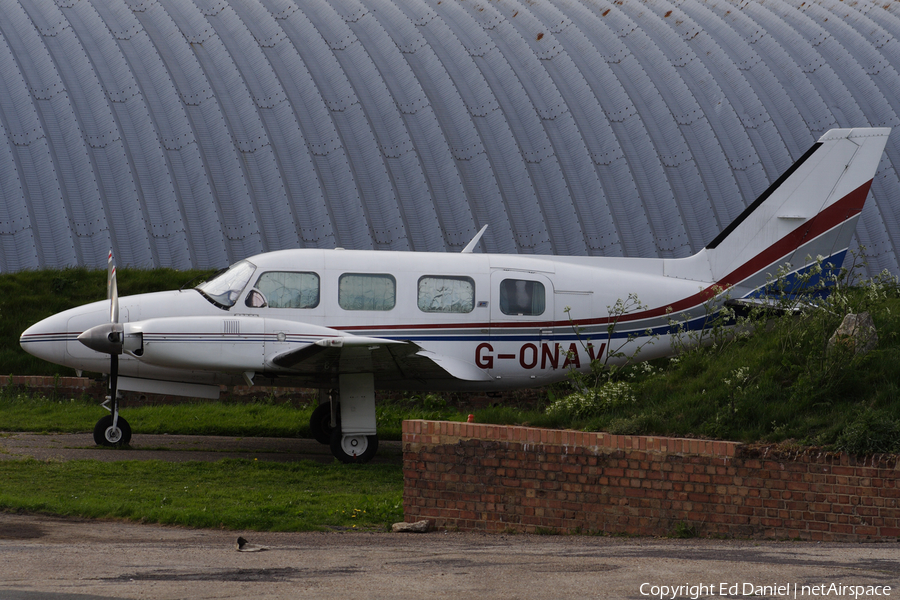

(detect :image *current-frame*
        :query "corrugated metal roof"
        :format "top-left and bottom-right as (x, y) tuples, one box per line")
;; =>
(0, 0), (899, 278)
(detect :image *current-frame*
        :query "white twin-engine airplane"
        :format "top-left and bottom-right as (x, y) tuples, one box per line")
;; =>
(20, 128), (891, 463)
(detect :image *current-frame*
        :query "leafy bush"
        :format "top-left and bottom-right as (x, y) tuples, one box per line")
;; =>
(835, 409), (900, 455)
(545, 380), (635, 420)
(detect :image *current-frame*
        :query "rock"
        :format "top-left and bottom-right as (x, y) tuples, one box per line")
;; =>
(828, 312), (878, 356)
(392, 520), (432, 533)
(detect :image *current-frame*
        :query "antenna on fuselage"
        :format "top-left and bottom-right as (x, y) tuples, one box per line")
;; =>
(461, 224), (488, 254)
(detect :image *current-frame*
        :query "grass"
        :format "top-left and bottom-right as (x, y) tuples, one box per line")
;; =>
(0, 391), (410, 532)
(0, 389), (464, 441)
(0, 458), (402, 531)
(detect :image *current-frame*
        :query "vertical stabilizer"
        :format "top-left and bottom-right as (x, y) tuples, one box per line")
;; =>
(698, 128), (890, 295)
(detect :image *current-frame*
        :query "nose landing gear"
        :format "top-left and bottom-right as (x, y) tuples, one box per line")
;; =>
(94, 381), (131, 447)
(94, 413), (131, 447)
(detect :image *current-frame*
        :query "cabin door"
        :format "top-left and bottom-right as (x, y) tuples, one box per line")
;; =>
(484, 271), (555, 382)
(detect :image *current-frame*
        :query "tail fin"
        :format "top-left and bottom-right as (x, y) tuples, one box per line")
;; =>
(687, 128), (890, 296)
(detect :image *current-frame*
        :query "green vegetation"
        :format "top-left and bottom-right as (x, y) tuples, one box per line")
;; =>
(536, 305), (900, 452)
(0, 388), (462, 441)
(540, 257), (900, 454)
(0, 458), (401, 531)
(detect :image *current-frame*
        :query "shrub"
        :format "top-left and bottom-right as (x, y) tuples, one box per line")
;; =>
(834, 409), (900, 455)
(545, 380), (634, 420)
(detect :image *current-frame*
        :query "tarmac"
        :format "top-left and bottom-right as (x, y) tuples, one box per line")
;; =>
(0, 431), (402, 464)
(0, 432), (898, 599)
(2, 512), (899, 600)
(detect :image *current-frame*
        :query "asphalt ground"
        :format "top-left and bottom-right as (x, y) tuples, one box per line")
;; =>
(0, 432), (402, 464)
(2, 512), (899, 600)
(0, 433), (898, 600)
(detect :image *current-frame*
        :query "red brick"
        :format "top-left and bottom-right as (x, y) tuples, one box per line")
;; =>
(402, 421), (900, 540)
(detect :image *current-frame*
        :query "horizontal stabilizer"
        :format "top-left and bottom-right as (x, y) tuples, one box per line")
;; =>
(724, 297), (808, 315)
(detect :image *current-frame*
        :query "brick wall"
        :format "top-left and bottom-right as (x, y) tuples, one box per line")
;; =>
(402, 420), (900, 541)
(4, 375), (94, 392)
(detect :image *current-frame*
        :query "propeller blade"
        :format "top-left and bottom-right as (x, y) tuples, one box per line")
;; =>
(108, 250), (118, 324)
(107, 251), (121, 424)
(79, 251), (125, 355)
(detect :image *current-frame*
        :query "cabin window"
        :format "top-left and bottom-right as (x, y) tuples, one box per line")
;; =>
(253, 271), (320, 309)
(338, 273), (396, 311)
(418, 276), (475, 313)
(499, 278), (545, 316)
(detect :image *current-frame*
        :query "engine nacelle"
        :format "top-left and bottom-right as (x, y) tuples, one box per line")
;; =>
(123, 316), (343, 372)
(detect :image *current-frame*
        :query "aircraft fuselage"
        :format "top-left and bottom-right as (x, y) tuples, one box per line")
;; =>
(23, 248), (715, 393)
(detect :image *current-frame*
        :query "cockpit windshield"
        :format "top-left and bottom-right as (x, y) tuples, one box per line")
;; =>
(195, 260), (256, 308)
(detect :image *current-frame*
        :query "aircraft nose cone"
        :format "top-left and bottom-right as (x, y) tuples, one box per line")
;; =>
(19, 316), (68, 366)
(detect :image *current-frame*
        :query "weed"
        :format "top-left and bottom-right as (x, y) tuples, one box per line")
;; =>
(564, 293), (659, 392)
(670, 521), (697, 539)
(545, 381), (635, 420)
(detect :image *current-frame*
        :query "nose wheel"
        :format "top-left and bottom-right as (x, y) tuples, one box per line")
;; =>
(93, 414), (132, 447)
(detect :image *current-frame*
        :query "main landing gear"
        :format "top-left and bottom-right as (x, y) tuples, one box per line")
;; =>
(330, 429), (378, 464)
(310, 374), (379, 464)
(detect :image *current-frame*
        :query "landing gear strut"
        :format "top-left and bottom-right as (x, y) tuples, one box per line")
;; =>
(309, 375), (379, 463)
(82, 251), (132, 448)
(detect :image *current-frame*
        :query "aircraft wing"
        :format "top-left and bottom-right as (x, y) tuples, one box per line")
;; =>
(269, 336), (493, 383)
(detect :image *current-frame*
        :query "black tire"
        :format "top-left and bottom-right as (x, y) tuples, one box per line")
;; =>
(93, 415), (132, 447)
(329, 428), (378, 464)
(309, 402), (337, 445)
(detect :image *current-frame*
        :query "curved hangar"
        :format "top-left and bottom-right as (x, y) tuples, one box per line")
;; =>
(0, 0), (898, 276)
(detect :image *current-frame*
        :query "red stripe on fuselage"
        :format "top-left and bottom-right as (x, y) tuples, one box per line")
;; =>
(339, 180), (872, 333)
